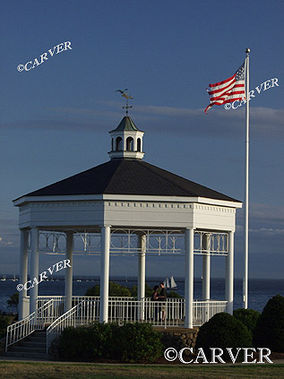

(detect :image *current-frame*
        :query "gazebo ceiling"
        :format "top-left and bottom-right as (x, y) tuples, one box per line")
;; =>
(16, 158), (238, 202)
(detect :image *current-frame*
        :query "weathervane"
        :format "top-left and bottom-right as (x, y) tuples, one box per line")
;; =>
(116, 88), (134, 115)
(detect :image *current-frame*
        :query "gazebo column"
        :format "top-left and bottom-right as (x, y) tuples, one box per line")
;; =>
(100, 225), (111, 323)
(184, 227), (194, 328)
(30, 228), (39, 314)
(225, 231), (234, 314)
(65, 232), (73, 312)
(202, 233), (211, 300)
(19, 229), (29, 319)
(138, 233), (146, 320)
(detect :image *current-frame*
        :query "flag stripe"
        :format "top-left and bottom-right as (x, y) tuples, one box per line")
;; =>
(204, 62), (245, 113)
(210, 85), (245, 101)
(208, 73), (236, 88)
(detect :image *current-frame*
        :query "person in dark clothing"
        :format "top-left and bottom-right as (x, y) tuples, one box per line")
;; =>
(158, 282), (167, 321)
(159, 282), (167, 300)
(151, 285), (159, 320)
(151, 285), (159, 301)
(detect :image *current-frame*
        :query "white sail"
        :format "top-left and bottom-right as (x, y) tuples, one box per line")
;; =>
(163, 277), (170, 288)
(170, 276), (177, 289)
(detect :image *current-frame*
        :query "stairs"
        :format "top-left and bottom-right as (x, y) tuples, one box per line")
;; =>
(5, 330), (48, 360)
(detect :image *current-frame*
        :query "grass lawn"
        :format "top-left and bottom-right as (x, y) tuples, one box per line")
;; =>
(0, 361), (284, 379)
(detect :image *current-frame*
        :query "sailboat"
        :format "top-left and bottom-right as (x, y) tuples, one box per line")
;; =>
(0, 275), (6, 281)
(163, 276), (177, 289)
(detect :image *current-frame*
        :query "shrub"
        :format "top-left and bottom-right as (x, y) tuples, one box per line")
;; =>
(7, 293), (19, 308)
(113, 323), (163, 362)
(50, 323), (117, 361)
(253, 295), (284, 352)
(233, 308), (260, 337)
(130, 283), (153, 298)
(0, 314), (11, 339)
(167, 291), (182, 299)
(160, 332), (186, 351)
(50, 322), (162, 363)
(85, 282), (131, 297)
(196, 312), (252, 361)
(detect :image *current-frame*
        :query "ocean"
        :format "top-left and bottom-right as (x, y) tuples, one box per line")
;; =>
(0, 277), (283, 314)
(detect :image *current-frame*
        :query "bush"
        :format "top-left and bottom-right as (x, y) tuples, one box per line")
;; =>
(253, 295), (284, 352)
(233, 308), (260, 337)
(160, 332), (186, 351)
(85, 282), (131, 297)
(113, 323), (163, 362)
(167, 291), (182, 299)
(196, 313), (252, 361)
(7, 293), (19, 308)
(51, 323), (116, 361)
(130, 283), (153, 298)
(0, 314), (11, 339)
(50, 322), (162, 363)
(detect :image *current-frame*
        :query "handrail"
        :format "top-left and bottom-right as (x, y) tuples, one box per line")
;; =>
(5, 299), (53, 352)
(46, 299), (100, 353)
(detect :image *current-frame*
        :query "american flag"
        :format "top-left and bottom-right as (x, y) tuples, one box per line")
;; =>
(204, 62), (246, 113)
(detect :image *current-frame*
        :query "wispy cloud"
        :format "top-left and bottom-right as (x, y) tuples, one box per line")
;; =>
(1, 104), (283, 138)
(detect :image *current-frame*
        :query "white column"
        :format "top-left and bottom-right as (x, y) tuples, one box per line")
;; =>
(225, 231), (234, 314)
(65, 232), (73, 312)
(30, 228), (39, 314)
(184, 227), (194, 328)
(19, 229), (29, 319)
(100, 225), (111, 323)
(138, 234), (146, 320)
(138, 234), (146, 300)
(202, 233), (211, 300)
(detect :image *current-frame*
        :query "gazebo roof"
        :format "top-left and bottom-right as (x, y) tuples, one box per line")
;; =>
(109, 116), (142, 133)
(18, 158), (239, 202)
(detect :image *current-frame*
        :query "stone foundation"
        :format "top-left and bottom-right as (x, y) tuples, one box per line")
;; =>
(154, 326), (199, 348)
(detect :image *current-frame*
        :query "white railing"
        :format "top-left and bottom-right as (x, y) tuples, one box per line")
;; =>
(37, 295), (226, 327)
(46, 299), (100, 353)
(5, 300), (54, 352)
(193, 300), (227, 326)
(44, 298), (227, 353)
(108, 298), (184, 327)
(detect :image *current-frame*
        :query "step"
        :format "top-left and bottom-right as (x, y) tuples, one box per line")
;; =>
(9, 345), (46, 353)
(25, 334), (46, 341)
(23, 341), (46, 348)
(5, 351), (49, 360)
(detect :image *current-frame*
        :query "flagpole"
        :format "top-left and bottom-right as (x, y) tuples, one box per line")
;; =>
(243, 48), (250, 309)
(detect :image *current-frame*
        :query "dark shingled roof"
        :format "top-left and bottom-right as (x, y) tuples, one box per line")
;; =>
(21, 159), (239, 202)
(109, 116), (142, 132)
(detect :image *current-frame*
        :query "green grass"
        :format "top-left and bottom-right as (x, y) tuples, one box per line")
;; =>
(0, 361), (284, 379)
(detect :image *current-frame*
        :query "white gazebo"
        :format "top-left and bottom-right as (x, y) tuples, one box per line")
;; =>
(7, 114), (242, 353)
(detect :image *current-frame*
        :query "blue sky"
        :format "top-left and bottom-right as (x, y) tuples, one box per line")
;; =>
(0, 0), (283, 280)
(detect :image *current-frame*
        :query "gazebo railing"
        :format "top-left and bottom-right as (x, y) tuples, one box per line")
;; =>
(37, 295), (226, 326)
(44, 298), (227, 353)
(193, 300), (227, 325)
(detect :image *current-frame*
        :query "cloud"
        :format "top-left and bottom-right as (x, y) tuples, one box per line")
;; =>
(1, 102), (283, 138)
(236, 203), (284, 242)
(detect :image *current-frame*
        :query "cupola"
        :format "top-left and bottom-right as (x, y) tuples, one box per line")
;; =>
(108, 116), (144, 160)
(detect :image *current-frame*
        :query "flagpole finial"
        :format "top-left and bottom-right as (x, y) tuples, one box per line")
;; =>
(246, 48), (251, 54)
